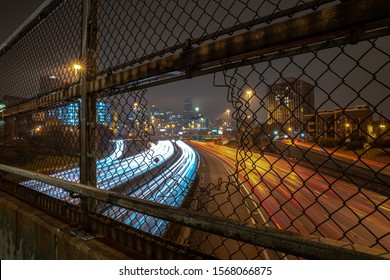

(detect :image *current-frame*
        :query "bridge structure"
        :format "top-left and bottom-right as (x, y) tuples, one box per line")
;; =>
(0, 0), (390, 260)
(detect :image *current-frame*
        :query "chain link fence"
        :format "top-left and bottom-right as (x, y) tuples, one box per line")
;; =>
(0, 0), (389, 259)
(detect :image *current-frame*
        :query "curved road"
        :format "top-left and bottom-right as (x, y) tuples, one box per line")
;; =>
(190, 142), (284, 259)
(190, 141), (390, 255)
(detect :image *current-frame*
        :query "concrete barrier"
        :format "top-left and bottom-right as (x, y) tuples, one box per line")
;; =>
(0, 191), (133, 259)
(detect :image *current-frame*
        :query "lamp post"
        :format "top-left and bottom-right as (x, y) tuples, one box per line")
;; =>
(246, 89), (253, 118)
(73, 64), (81, 74)
(226, 109), (230, 119)
(246, 89), (253, 105)
(73, 63), (82, 82)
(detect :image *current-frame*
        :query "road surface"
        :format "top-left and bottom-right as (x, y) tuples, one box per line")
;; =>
(190, 141), (390, 254)
(189, 142), (286, 259)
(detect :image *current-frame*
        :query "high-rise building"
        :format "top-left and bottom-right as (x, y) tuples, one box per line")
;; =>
(183, 98), (194, 127)
(150, 105), (160, 117)
(51, 101), (111, 126)
(267, 77), (315, 136)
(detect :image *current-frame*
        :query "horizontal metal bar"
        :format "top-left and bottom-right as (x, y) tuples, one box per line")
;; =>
(1, 86), (80, 117)
(100, 25), (390, 99)
(2, 0), (389, 118)
(1, 163), (389, 259)
(86, 0), (390, 94)
(98, 0), (337, 76)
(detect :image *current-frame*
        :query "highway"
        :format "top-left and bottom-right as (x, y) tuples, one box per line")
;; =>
(293, 141), (390, 175)
(22, 139), (199, 237)
(105, 140), (199, 236)
(190, 141), (390, 254)
(20, 137), (389, 254)
(189, 142), (281, 259)
(21, 140), (175, 199)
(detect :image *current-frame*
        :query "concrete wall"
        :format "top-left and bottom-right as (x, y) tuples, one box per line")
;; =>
(0, 191), (131, 259)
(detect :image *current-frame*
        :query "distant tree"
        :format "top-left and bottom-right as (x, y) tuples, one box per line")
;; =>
(318, 137), (339, 148)
(345, 132), (365, 150)
(96, 123), (116, 159)
(252, 123), (273, 147)
(375, 136), (390, 148)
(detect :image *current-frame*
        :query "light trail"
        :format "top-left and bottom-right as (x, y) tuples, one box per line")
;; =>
(191, 141), (390, 251)
(21, 140), (175, 201)
(22, 139), (125, 189)
(106, 140), (199, 237)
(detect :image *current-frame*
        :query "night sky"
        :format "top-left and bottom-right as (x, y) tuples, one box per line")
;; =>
(1, 1), (389, 121)
(0, 0), (45, 44)
(0, 0), (230, 118)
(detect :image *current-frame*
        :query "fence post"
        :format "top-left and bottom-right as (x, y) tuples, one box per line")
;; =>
(79, 0), (99, 232)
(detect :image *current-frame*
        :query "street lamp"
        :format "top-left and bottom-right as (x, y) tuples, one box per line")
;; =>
(246, 89), (253, 103)
(246, 89), (253, 118)
(73, 64), (81, 72)
(73, 64), (82, 80)
(226, 109), (230, 119)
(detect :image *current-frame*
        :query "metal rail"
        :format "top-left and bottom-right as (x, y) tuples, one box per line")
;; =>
(0, 163), (389, 260)
(2, 0), (390, 118)
(0, 0), (61, 54)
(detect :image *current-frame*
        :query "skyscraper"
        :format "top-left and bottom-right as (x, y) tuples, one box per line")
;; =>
(183, 98), (194, 127)
(267, 77), (315, 136)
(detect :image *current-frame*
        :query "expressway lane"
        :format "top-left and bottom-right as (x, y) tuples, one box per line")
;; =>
(21, 140), (175, 201)
(294, 141), (390, 174)
(103, 140), (199, 237)
(190, 141), (284, 260)
(22, 139), (199, 237)
(190, 141), (390, 253)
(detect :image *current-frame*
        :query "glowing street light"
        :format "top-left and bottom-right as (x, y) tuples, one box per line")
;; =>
(73, 64), (82, 76)
(73, 64), (82, 71)
(246, 89), (253, 105)
(226, 109), (230, 119)
(246, 89), (253, 118)
(72, 63), (84, 82)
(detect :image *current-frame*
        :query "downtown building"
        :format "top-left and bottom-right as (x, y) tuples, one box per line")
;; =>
(304, 104), (374, 141)
(267, 77), (315, 137)
(183, 97), (195, 128)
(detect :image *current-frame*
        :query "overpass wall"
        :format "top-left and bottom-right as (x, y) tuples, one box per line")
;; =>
(0, 191), (129, 259)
